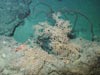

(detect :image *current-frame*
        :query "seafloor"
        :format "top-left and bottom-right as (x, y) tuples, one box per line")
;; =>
(0, 12), (100, 75)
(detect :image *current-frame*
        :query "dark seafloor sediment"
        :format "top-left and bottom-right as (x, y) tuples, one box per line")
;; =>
(0, 0), (32, 36)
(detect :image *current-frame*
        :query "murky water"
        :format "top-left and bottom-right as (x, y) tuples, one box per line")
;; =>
(0, 0), (100, 75)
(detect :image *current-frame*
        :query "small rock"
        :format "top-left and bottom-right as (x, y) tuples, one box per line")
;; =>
(1, 53), (6, 58)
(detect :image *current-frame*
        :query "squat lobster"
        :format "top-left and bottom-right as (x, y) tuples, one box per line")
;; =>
(15, 44), (27, 52)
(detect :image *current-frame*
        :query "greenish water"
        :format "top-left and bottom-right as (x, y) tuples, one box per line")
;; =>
(14, 0), (100, 42)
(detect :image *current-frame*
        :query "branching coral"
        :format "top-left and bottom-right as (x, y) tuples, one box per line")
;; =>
(34, 12), (81, 58)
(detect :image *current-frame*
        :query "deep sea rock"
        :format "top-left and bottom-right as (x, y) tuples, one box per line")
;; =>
(0, 0), (32, 36)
